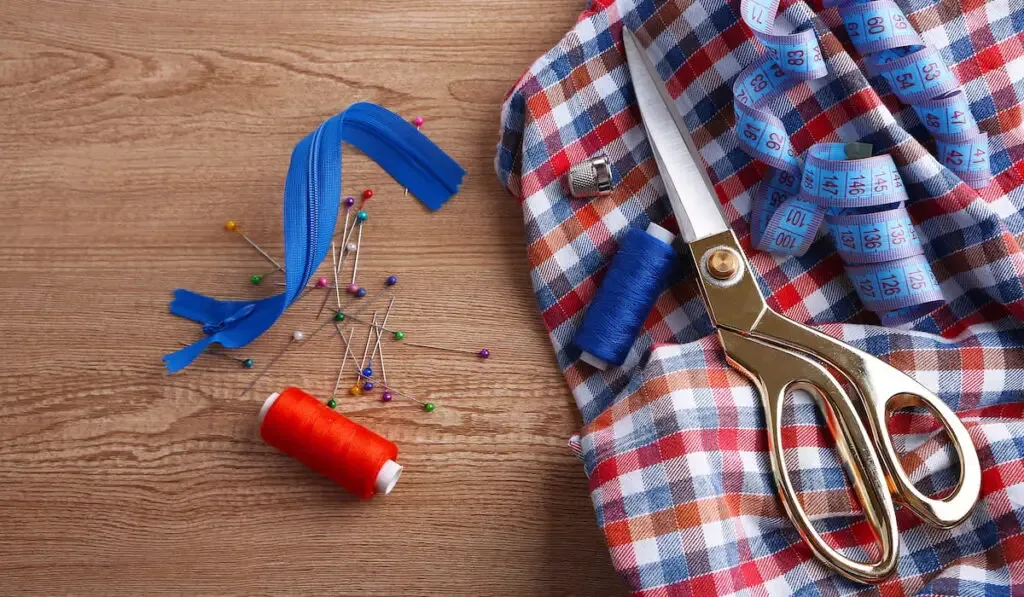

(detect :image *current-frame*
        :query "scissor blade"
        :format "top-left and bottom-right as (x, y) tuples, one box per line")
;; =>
(623, 30), (728, 243)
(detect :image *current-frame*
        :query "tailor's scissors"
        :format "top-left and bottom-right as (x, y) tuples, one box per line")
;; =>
(623, 30), (981, 584)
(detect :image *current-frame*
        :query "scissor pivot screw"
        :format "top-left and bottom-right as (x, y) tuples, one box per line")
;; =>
(706, 248), (739, 280)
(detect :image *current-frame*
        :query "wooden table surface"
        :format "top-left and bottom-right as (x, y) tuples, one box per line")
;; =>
(0, 2), (627, 595)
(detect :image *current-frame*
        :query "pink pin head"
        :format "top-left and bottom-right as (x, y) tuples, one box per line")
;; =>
(413, 116), (425, 127)
(346, 283), (359, 294)
(316, 277), (329, 288)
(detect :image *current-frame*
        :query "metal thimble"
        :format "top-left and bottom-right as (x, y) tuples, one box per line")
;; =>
(567, 154), (614, 198)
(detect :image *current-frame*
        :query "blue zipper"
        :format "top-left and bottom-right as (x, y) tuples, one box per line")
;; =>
(304, 123), (324, 282)
(164, 103), (466, 374)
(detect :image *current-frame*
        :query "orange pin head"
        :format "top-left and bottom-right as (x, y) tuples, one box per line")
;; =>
(225, 220), (238, 232)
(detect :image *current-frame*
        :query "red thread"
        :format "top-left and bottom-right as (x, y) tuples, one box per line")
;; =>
(259, 387), (399, 498)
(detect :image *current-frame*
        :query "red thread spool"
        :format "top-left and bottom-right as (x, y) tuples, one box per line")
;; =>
(258, 387), (402, 498)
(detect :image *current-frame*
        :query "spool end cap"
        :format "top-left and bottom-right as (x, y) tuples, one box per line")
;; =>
(258, 392), (281, 425)
(375, 459), (403, 496)
(580, 351), (610, 370)
(645, 222), (676, 245)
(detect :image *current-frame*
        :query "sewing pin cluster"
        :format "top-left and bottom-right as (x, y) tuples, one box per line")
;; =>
(202, 121), (489, 414)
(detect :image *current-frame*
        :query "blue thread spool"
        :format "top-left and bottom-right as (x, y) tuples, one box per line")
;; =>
(573, 223), (678, 370)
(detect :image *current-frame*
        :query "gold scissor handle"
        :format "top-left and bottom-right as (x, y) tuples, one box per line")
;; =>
(719, 328), (899, 583)
(754, 311), (982, 528)
(689, 231), (982, 581)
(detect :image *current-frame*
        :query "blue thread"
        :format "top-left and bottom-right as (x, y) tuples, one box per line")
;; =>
(573, 226), (678, 368)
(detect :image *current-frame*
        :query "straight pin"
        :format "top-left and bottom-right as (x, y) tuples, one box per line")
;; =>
(335, 312), (400, 334)
(316, 273), (335, 320)
(334, 217), (360, 287)
(385, 384), (430, 409)
(334, 197), (355, 274)
(241, 330), (306, 396)
(274, 280), (339, 289)
(333, 214), (357, 244)
(356, 284), (389, 310)
(331, 244), (343, 304)
(249, 268), (284, 286)
(397, 339), (491, 360)
(327, 286), (387, 344)
(371, 296), (395, 387)
(377, 334), (390, 387)
(333, 312), (490, 359)
(329, 328), (356, 403)
(329, 280), (387, 326)
(351, 311), (377, 396)
(404, 118), (424, 199)
(349, 213), (367, 286)
(372, 297), (395, 370)
(358, 313), (376, 378)
(335, 320), (361, 364)
(225, 221), (283, 271)
(180, 342), (255, 369)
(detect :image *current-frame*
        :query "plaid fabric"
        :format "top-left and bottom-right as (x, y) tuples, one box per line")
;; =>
(496, 0), (1024, 594)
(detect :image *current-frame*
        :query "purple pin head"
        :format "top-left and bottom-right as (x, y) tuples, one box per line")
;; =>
(344, 196), (356, 208)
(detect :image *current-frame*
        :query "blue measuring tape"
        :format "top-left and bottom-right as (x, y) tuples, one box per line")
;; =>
(163, 103), (466, 373)
(832, 0), (990, 188)
(828, 207), (922, 264)
(734, 0), (827, 257)
(809, 144), (944, 320)
(734, 0), (957, 322)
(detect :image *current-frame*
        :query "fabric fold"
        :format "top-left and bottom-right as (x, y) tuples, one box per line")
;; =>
(496, 0), (1024, 593)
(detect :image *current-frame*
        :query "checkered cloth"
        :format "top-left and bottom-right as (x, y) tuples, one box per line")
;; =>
(496, 0), (1024, 594)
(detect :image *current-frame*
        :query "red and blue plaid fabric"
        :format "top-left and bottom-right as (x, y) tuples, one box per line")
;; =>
(496, 0), (1024, 594)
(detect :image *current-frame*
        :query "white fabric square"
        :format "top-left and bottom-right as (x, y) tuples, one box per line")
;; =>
(632, 538), (662, 566)
(686, 451), (713, 476)
(612, 412), (635, 439)
(701, 519), (729, 547)
(618, 469), (647, 496)
(552, 243), (580, 270)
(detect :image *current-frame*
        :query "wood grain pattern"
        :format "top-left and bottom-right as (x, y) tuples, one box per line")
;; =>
(0, 2), (626, 594)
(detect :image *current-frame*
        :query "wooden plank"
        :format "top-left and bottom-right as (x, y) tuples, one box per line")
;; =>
(0, 1), (626, 594)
